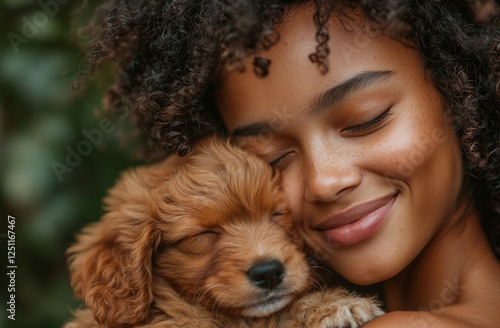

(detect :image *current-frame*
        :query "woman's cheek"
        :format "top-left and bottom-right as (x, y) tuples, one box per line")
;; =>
(393, 133), (450, 181)
(362, 107), (448, 182)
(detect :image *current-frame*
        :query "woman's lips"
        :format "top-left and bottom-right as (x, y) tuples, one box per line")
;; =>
(314, 193), (397, 246)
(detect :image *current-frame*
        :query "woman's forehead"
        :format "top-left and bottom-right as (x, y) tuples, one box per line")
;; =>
(217, 4), (422, 131)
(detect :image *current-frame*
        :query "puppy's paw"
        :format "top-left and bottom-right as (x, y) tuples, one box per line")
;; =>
(292, 289), (384, 328)
(316, 296), (384, 328)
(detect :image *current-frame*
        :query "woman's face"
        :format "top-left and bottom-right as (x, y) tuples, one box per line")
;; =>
(217, 6), (463, 285)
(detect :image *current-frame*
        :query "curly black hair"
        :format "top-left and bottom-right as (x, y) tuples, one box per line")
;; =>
(80, 0), (499, 257)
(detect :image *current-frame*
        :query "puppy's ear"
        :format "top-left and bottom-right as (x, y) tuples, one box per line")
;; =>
(67, 168), (161, 328)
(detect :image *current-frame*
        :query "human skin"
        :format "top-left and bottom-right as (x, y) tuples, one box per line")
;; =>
(217, 5), (500, 327)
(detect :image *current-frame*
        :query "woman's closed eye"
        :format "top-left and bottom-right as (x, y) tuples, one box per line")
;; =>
(269, 151), (293, 169)
(342, 108), (392, 135)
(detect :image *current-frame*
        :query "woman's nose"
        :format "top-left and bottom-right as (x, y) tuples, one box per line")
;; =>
(303, 145), (362, 203)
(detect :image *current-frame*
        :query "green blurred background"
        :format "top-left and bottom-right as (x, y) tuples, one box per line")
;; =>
(1, 1), (140, 327)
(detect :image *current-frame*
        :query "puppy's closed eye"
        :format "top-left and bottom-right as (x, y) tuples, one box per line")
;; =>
(271, 211), (290, 219)
(177, 231), (219, 255)
(270, 208), (292, 225)
(270, 202), (291, 219)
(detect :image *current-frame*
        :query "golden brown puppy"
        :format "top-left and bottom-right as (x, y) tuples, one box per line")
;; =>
(64, 136), (383, 328)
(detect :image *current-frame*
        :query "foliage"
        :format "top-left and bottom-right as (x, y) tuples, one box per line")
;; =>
(0, 1), (139, 327)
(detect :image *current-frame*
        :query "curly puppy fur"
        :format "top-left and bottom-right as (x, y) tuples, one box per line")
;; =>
(64, 136), (383, 328)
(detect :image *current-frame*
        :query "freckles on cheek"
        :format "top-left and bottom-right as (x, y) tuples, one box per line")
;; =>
(366, 134), (415, 180)
(379, 123), (451, 181)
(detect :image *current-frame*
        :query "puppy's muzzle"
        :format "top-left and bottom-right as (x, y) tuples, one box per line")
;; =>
(246, 260), (285, 290)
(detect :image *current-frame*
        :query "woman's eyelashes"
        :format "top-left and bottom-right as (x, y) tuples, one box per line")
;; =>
(269, 152), (293, 169)
(341, 108), (392, 135)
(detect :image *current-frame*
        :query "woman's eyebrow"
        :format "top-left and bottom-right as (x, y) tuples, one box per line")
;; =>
(309, 70), (395, 116)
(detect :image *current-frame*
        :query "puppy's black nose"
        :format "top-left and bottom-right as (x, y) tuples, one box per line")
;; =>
(247, 260), (285, 290)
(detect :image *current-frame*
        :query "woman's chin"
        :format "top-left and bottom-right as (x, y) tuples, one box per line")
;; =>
(322, 253), (408, 286)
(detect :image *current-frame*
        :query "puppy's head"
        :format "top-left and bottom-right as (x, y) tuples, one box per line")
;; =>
(154, 137), (310, 317)
(67, 136), (310, 327)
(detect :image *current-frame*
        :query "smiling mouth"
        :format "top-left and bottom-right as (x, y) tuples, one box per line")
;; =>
(314, 193), (398, 246)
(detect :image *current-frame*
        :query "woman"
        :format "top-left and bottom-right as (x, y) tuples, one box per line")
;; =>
(82, 0), (500, 326)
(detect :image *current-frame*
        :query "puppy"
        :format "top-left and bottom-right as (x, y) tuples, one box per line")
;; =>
(64, 136), (383, 328)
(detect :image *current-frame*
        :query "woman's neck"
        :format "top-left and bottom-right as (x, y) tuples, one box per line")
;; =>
(383, 197), (498, 311)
